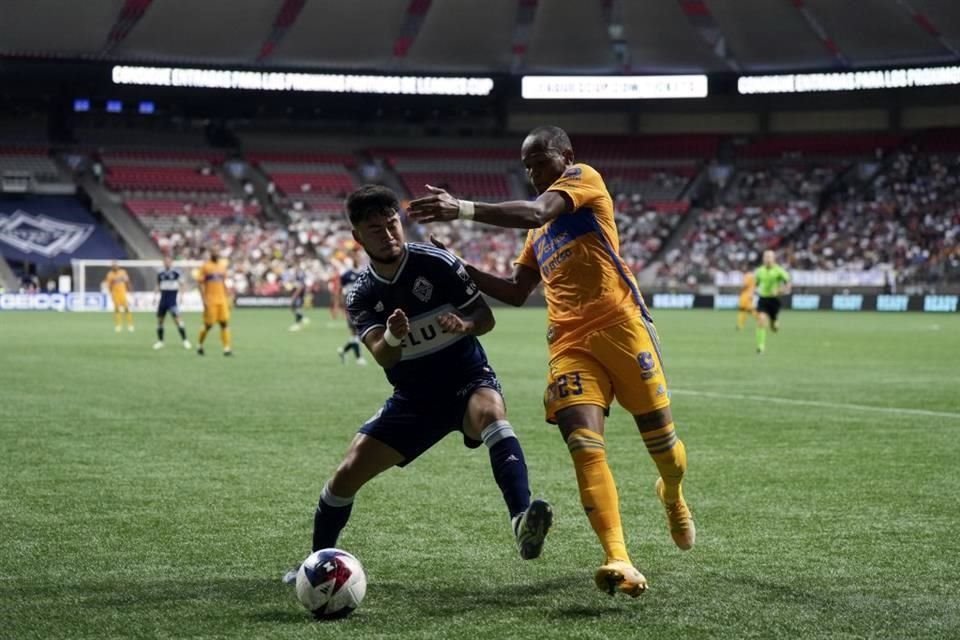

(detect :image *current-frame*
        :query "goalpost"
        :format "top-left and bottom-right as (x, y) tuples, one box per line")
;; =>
(71, 259), (206, 312)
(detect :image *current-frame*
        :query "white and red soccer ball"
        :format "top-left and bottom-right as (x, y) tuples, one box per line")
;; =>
(295, 548), (367, 620)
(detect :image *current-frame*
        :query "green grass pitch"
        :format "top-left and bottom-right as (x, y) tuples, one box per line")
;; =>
(2, 308), (959, 639)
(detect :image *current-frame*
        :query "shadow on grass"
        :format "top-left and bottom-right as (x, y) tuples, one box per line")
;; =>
(3, 572), (646, 629)
(375, 574), (645, 620)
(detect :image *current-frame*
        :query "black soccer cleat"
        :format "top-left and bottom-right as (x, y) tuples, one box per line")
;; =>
(513, 499), (553, 560)
(197, 347), (205, 356)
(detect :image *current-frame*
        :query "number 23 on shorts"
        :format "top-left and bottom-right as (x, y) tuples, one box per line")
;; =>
(556, 372), (584, 398)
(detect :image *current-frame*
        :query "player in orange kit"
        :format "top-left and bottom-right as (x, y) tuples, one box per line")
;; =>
(103, 261), (134, 332)
(736, 269), (757, 331)
(196, 248), (232, 356)
(409, 126), (694, 598)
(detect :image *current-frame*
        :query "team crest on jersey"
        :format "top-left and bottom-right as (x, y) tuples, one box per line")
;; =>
(638, 351), (660, 379)
(638, 351), (655, 371)
(412, 276), (433, 302)
(0, 210), (94, 257)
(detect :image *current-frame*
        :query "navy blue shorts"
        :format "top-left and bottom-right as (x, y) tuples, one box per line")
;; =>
(358, 371), (502, 467)
(291, 295), (305, 310)
(157, 301), (180, 318)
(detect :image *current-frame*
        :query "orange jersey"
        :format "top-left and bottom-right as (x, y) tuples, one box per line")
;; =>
(516, 163), (650, 354)
(104, 269), (130, 296)
(740, 272), (756, 297)
(199, 260), (229, 304)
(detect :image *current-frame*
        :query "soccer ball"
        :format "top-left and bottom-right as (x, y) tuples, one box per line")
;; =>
(295, 548), (367, 620)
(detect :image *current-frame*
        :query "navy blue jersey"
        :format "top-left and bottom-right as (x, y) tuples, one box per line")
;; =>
(157, 269), (181, 306)
(340, 269), (361, 298)
(292, 269), (307, 298)
(347, 243), (487, 398)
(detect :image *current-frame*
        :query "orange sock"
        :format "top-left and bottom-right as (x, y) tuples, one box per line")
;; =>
(221, 327), (232, 350)
(198, 326), (208, 345)
(641, 423), (687, 502)
(125, 311), (134, 327)
(113, 311), (121, 328)
(566, 428), (629, 563)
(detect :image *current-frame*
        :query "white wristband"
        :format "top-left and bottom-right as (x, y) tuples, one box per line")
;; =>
(383, 327), (403, 348)
(457, 199), (475, 220)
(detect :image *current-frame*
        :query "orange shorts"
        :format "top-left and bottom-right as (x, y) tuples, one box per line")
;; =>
(203, 301), (230, 325)
(111, 295), (129, 310)
(738, 294), (755, 311)
(542, 317), (670, 423)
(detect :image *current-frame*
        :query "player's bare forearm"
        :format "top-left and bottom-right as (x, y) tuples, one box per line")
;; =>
(409, 188), (569, 229)
(467, 267), (524, 306)
(465, 264), (539, 307)
(362, 327), (403, 369)
(471, 201), (548, 228)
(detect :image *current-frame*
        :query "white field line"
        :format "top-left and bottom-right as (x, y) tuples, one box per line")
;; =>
(671, 388), (960, 420)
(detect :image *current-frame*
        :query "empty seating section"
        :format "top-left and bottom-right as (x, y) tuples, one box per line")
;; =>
(98, 151), (261, 252)
(399, 171), (512, 200)
(252, 152), (356, 217)
(915, 128), (960, 153)
(100, 150), (226, 167)
(269, 171), (355, 196)
(578, 134), (720, 160)
(726, 163), (839, 206)
(0, 147), (63, 184)
(738, 133), (904, 159)
(106, 166), (227, 192)
(383, 147), (516, 201)
(602, 165), (697, 205)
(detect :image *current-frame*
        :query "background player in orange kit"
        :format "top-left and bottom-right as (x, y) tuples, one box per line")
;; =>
(103, 260), (134, 333)
(196, 247), (232, 356)
(410, 126), (694, 598)
(736, 268), (757, 331)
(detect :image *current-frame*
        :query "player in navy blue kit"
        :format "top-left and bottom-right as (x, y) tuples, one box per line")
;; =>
(153, 256), (191, 350)
(336, 264), (366, 365)
(288, 267), (311, 332)
(283, 186), (551, 583)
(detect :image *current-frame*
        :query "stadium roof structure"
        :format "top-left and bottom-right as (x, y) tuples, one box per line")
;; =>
(1, 0), (959, 74)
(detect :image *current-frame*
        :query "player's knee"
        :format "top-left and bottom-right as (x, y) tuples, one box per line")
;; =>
(556, 405), (605, 441)
(633, 407), (673, 433)
(329, 455), (374, 497)
(219, 322), (228, 329)
(464, 388), (506, 439)
(474, 405), (505, 433)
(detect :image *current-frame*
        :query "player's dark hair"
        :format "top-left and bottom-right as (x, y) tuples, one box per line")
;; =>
(527, 125), (573, 153)
(346, 185), (400, 226)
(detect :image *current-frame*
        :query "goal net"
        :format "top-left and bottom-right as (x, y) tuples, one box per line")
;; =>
(71, 259), (205, 312)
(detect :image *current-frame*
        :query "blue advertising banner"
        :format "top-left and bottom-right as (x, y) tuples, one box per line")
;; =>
(0, 196), (126, 267)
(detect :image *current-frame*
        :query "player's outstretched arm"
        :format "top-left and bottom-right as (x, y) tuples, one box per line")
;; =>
(409, 185), (570, 229)
(361, 309), (408, 369)
(467, 263), (540, 308)
(429, 235), (540, 307)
